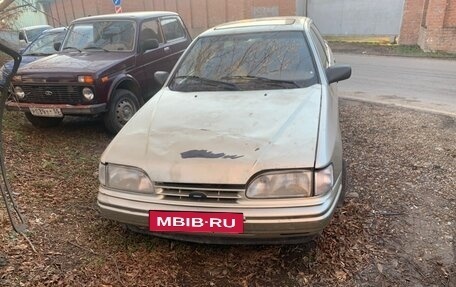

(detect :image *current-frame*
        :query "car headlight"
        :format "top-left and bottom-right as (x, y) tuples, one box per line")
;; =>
(246, 171), (312, 198)
(82, 87), (94, 101)
(314, 165), (334, 196)
(99, 163), (154, 193)
(14, 86), (25, 99)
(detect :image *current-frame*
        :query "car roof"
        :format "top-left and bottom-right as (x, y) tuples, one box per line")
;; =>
(199, 17), (312, 37)
(22, 25), (53, 31)
(42, 27), (66, 34)
(72, 11), (179, 23)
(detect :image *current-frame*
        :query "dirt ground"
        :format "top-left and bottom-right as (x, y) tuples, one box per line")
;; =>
(0, 99), (455, 286)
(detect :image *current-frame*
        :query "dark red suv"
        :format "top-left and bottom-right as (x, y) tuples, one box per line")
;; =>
(7, 12), (191, 133)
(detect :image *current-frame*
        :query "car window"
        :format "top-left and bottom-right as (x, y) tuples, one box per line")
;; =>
(161, 17), (185, 42)
(140, 19), (164, 45)
(310, 27), (328, 68)
(23, 31), (66, 55)
(169, 31), (318, 92)
(25, 27), (50, 42)
(63, 21), (136, 52)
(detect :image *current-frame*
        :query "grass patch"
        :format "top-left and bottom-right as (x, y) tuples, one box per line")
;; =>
(329, 41), (456, 59)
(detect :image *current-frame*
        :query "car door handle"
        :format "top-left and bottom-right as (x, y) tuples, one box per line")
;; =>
(164, 47), (170, 53)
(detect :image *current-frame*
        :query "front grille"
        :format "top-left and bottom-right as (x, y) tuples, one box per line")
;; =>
(21, 85), (82, 104)
(155, 182), (244, 204)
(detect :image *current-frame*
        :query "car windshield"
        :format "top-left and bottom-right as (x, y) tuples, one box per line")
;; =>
(169, 31), (318, 92)
(25, 27), (50, 42)
(23, 31), (66, 56)
(62, 20), (136, 52)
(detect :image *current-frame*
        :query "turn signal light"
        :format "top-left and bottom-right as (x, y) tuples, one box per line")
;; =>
(78, 75), (94, 84)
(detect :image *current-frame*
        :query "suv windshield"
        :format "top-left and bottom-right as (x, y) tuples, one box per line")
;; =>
(169, 31), (318, 92)
(24, 31), (66, 56)
(24, 26), (51, 42)
(62, 21), (136, 52)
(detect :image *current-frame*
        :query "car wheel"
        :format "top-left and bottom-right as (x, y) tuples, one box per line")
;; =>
(337, 160), (347, 208)
(25, 113), (63, 128)
(104, 89), (140, 134)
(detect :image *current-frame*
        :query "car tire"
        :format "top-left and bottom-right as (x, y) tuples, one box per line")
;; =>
(25, 113), (63, 128)
(337, 159), (347, 208)
(103, 89), (140, 134)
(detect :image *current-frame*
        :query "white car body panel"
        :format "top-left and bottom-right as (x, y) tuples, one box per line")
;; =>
(102, 85), (322, 184)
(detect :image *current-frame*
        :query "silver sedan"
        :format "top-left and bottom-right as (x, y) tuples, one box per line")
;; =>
(97, 17), (351, 244)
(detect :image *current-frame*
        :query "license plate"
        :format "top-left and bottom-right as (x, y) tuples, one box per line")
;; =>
(29, 107), (63, 117)
(149, 211), (244, 233)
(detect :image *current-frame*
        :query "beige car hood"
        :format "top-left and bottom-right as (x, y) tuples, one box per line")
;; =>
(102, 85), (322, 184)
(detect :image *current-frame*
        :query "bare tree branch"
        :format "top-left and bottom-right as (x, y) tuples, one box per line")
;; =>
(0, 0), (16, 12)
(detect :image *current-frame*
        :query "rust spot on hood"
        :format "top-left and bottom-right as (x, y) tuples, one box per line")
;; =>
(180, 150), (244, 159)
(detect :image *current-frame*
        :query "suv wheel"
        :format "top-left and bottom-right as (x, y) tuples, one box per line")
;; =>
(104, 89), (140, 134)
(25, 113), (63, 128)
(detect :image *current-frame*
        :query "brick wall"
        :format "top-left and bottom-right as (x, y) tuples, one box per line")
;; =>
(399, 0), (425, 44)
(400, 0), (456, 52)
(44, 0), (296, 37)
(444, 0), (456, 27)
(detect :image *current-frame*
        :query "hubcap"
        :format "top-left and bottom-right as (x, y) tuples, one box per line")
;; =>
(116, 99), (136, 125)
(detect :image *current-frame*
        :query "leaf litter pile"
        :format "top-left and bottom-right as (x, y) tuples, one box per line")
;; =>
(0, 100), (454, 286)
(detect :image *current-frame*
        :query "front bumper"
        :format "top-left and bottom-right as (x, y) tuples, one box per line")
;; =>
(97, 176), (342, 244)
(5, 101), (107, 115)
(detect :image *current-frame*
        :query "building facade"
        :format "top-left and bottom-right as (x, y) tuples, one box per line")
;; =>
(400, 0), (456, 52)
(41, 0), (295, 37)
(38, 0), (456, 53)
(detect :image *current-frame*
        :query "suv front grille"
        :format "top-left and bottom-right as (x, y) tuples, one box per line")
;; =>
(21, 85), (82, 104)
(155, 182), (244, 204)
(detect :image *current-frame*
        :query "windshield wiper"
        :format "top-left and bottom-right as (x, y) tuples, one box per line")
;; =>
(62, 46), (81, 52)
(222, 75), (300, 88)
(84, 46), (109, 52)
(174, 75), (240, 91)
(23, 52), (50, 56)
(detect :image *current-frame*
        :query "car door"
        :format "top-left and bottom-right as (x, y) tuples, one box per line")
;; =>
(159, 16), (191, 69)
(135, 16), (191, 101)
(134, 18), (169, 101)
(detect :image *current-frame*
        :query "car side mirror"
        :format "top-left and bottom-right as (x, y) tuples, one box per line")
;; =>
(19, 48), (25, 54)
(54, 42), (62, 51)
(325, 65), (352, 84)
(154, 71), (169, 86)
(18, 31), (25, 41)
(141, 39), (159, 52)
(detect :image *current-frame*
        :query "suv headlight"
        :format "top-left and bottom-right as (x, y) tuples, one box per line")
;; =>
(99, 163), (154, 193)
(314, 165), (334, 196)
(246, 171), (312, 198)
(82, 87), (94, 101)
(14, 86), (25, 99)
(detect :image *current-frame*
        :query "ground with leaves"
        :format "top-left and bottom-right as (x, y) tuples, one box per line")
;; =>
(0, 100), (454, 286)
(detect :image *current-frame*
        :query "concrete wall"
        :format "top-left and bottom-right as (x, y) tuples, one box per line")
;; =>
(307, 0), (406, 36)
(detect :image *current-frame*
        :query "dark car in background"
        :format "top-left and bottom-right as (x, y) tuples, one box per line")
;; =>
(7, 12), (191, 133)
(3, 27), (66, 73)
(19, 25), (53, 47)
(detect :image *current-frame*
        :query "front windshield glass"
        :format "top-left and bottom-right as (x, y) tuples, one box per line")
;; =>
(23, 31), (66, 56)
(169, 31), (318, 92)
(25, 27), (50, 42)
(62, 20), (136, 52)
